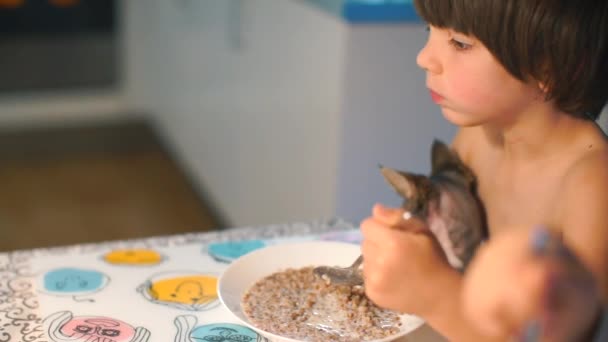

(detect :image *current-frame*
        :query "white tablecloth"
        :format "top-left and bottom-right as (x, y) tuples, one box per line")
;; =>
(0, 218), (444, 341)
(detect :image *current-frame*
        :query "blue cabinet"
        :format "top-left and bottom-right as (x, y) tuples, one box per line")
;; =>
(304, 0), (421, 23)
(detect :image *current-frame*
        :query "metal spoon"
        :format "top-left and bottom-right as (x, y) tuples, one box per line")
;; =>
(313, 255), (364, 286)
(313, 211), (420, 286)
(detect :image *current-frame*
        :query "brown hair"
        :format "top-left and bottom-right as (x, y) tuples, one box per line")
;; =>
(414, 0), (608, 120)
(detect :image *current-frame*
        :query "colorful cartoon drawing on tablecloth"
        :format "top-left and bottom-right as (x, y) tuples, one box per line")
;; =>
(44, 311), (151, 342)
(207, 240), (267, 263)
(317, 230), (362, 244)
(174, 315), (268, 342)
(138, 271), (220, 311)
(102, 248), (166, 266)
(39, 267), (109, 302)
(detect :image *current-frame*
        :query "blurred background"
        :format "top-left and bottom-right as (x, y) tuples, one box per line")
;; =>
(0, 0), (605, 252)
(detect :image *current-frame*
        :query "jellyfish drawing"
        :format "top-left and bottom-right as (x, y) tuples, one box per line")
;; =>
(102, 248), (165, 266)
(206, 240), (266, 263)
(39, 267), (110, 302)
(174, 315), (268, 342)
(44, 311), (150, 342)
(138, 271), (220, 311)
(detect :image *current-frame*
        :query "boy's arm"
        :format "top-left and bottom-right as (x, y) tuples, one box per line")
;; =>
(421, 266), (503, 341)
(557, 150), (608, 297)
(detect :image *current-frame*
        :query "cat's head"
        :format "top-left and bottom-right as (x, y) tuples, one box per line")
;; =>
(379, 139), (475, 216)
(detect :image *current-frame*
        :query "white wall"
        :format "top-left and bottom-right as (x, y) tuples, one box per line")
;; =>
(124, 0), (347, 227)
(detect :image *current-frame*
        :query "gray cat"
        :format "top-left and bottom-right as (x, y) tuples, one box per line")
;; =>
(380, 140), (487, 271)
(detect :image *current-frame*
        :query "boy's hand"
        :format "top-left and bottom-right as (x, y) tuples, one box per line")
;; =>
(462, 227), (601, 341)
(361, 203), (455, 316)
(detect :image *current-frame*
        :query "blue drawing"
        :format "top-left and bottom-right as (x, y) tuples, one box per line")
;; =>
(207, 240), (266, 263)
(174, 316), (268, 342)
(191, 325), (262, 341)
(44, 268), (105, 293)
(40, 267), (109, 302)
(206, 233), (362, 263)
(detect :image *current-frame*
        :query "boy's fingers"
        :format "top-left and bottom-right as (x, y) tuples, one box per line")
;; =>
(372, 203), (404, 225)
(361, 217), (413, 249)
(372, 203), (427, 231)
(511, 262), (551, 321)
(528, 227), (597, 309)
(529, 226), (581, 266)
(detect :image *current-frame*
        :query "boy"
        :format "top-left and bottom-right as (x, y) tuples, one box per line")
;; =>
(360, 0), (608, 340)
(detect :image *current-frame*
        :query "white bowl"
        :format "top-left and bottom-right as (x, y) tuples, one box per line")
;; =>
(218, 240), (425, 342)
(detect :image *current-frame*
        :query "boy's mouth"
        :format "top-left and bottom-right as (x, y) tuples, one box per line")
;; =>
(429, 89), (444, 103)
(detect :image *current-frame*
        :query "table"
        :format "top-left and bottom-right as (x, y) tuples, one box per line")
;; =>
(0, 218), (445, 342)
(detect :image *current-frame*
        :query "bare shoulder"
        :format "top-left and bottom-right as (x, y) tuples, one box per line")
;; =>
(562, 128), (608, 190)
(560, 145), (608, 213)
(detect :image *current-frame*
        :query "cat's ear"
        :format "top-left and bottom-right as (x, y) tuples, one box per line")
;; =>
(379, 165), (418, 200)
(431, 139), (462, 172)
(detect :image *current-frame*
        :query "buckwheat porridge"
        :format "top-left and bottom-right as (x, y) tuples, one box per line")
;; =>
(242, 266), (402, 342)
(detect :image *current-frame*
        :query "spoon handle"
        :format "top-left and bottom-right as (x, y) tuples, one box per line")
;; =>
(350, 255), (364, 269)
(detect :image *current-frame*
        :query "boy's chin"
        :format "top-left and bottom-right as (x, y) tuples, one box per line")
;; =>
(441, 107), (485, 127)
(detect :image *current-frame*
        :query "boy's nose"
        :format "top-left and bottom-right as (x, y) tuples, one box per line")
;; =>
(416, 41), (442, 75)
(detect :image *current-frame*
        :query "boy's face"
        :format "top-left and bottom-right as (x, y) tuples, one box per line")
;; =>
(417, 26), (543, 127)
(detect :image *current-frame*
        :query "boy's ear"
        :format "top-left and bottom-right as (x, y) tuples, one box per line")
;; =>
(431, 139), (461, 172)
(536, 80), (550, 96)
(379, 165), (418, 200)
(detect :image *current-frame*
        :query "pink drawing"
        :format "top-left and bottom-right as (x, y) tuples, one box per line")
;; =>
(45, 311), (150, 342)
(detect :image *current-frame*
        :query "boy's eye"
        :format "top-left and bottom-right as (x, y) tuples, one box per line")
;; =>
(449, 38), (472, 51)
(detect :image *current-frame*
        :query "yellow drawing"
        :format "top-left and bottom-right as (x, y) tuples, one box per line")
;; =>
(103, 249), (164, 266)
(138, 271), (219, 311)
